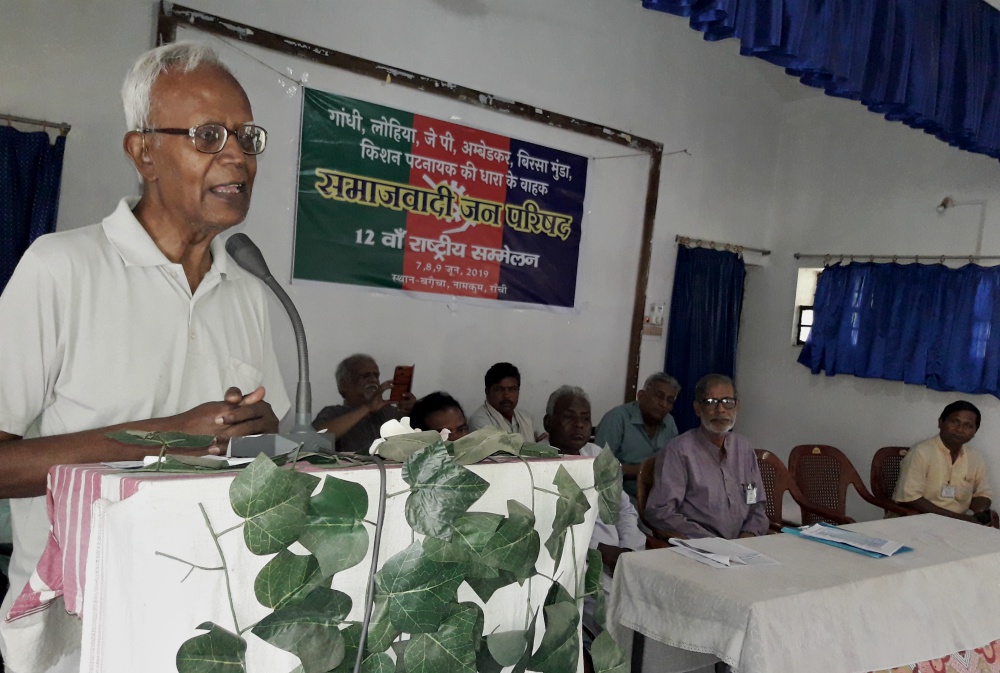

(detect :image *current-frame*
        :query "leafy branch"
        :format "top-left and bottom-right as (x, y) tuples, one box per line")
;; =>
(164, 433), (627, 673)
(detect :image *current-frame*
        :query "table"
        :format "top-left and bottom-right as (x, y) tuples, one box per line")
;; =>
(3, 455), (599, 673)
(608, 515), (1000, 673)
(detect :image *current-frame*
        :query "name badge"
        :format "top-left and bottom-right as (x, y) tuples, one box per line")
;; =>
(941, 485), (957, 499)
(745, 484), (758, 505)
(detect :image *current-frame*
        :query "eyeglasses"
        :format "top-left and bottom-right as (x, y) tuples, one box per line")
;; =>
(700, 397), (738, 409)
(139, 123), (267, 155)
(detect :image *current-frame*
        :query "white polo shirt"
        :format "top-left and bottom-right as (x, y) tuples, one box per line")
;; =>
(0, 198), (290, 624)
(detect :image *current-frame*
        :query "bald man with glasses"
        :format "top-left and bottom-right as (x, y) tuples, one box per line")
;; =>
(644, 373), (768, 540)
(0, 42), (288, 671)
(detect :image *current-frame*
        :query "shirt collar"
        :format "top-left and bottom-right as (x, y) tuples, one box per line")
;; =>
(933, 434), (965, 459)
(627, 400), (668, 430)
(102, 197), (240, 279)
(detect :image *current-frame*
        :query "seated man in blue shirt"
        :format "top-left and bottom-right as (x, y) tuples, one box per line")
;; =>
(594, 373), (680, 498)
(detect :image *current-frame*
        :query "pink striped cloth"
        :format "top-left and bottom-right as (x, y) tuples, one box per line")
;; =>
(5, 464), (216, 621)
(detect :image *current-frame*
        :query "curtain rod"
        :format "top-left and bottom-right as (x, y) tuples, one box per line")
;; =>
(675, 235), (771, 256)
(794, 252), (1000, 263)
(2, 113), (71, 136)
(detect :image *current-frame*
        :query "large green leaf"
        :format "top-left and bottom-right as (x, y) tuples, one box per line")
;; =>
(475, 644), (504, 673)
(331, 624), (394, 673)
(229, 455), (319, 555)
(518, 443), (560, 459)
(592, 447), (623, 525)
(251, 587), (351, 673)
(176, 621), (247, 673)
(480, 500), (540, 582)
(486, 629), (530, 667)
(107, 429), (216, 448)
(544, 580), (576, 608)
(365, 597), (402, 655)
(374, 540), (467, 633)
(403, 443), (489, 541)
(362, 653), (394, 673)
(451, 429), (523, 465)
(447, 601), (485, 652)
(298, 474), (369, 577)
(584, 548), (607, 626)
(591, 631), (629, 673)
(510, 612), (539, 673)
(463, 569), (517, 602)
(253, 549), (325, 610)
(402, 603), (477, 673)
(375, 430), (443, 462)
(528, 602), (580, 673)
(423, 512), (503, 567)
(545, 466), (591, 563)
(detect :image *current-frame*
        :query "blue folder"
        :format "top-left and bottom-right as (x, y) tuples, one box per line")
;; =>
(780, 522), (913, 558)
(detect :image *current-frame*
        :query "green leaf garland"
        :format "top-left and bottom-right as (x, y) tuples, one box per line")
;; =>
(403, 442), (489, 541)
(176, 621), (247, 673)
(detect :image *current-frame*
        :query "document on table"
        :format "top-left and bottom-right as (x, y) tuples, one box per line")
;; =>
(792, 523), (906, 556)
(668, 537), (780, 568)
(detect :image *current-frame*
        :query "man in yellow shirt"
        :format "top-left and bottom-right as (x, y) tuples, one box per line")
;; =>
(894, 401), (993, 525)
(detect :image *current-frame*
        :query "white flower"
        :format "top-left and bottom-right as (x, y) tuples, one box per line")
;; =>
(368, 417), (418, 454)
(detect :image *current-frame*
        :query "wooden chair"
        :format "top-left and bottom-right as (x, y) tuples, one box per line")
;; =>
(754, 449), (852, 531)
(789, 444), (914, 523)
(870, 446), (919, 516)
(636, 455), (683, 540)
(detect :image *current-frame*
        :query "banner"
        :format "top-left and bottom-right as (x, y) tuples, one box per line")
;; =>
(293, 88), (588, 308)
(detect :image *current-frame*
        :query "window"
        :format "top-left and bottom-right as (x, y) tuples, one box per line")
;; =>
(798, 262), (1000, 397)
(795, 305), (814, 345)
(792, 268), (822, 345)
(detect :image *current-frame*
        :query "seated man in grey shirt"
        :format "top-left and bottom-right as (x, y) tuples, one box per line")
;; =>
(313, 354), (414, 453)
(645, 373), (768, 539)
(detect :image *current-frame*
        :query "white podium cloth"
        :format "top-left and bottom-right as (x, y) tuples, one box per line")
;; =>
(5, 456), (599, 673)
(608, 515), (1000, 673)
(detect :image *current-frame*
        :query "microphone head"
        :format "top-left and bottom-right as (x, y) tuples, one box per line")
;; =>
(226, 233), (273, 280)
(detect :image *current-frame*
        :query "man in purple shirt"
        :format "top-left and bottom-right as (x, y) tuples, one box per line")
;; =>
(644, 373), (768, 539)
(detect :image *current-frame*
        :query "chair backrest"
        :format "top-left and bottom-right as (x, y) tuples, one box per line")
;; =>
(755, 449), (851, 530)
(755, 449), (789, 531)
(636, 455), (658, 531)
(870, 446), (910, 502)
(788, 444), (873, 524)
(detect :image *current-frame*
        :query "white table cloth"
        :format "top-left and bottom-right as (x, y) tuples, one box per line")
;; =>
(5, 456), (599, 673)
(608, 515), (1000, 673)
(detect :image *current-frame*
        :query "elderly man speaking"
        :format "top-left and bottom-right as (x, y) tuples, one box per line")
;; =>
(0, 42), (290, 671)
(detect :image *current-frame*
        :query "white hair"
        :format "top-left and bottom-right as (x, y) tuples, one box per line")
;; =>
(545, 385), (589, 417)
(122, 41), (231, 131)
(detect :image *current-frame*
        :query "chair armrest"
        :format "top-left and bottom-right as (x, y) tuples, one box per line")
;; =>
(648, 525), (684, 541)
(862, 491), (917, 517)
(645, 535), (670, 549)
(790, 493), (855, 525)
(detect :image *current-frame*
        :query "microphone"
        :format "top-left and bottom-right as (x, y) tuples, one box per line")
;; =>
(225, 233), (333, 456)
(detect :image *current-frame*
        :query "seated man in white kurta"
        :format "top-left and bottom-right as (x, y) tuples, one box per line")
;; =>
(468, 362), (546, 442)
(543, 385), (646, 642)
(0, 42), (290, 673)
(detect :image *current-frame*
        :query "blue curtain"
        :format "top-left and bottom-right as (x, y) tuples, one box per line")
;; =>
(642, 0), (1000, 161)
(0, 126), (66, 293)
(664, 246), (746, 432)
(799, 262), (1000, 397)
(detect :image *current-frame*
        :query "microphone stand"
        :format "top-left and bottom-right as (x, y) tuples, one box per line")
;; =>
(225, 233), (333, 457)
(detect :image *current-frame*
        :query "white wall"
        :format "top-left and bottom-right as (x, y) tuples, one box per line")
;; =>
(737, 93), (1000, 520)
(5, 0), (997, 521)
